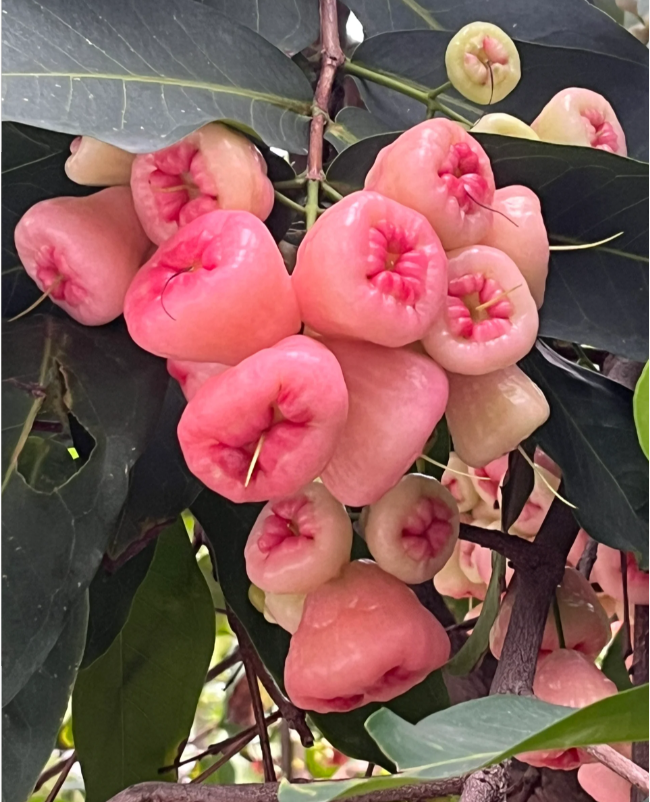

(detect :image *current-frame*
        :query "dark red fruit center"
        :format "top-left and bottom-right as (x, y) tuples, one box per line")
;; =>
(438, 143), (489, 212)
(367, 220), (427, 305)
(35, 247), (85, 306)
(582, 109), (619, 153)
(149, 142), (219, 225)
(401, 497), (453, 561)
(446, 271), (514, 342)
(258, 496), (312, 553)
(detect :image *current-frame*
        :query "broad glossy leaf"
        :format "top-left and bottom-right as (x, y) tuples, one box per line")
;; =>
(192, 490), (449, 767)
(2, 0), (312, 154)
(520, 341), (648, 567)
(344, 0), (648, 63)
(2, 593), (88, 802)
(600, 626), (634, 691)
(350, 32), (648, 159)
(2, 315), (167, 704)
(324, 107), (391, 152)
(634, 362), (649, 458)
(197, 0), (318, 55)
(261, 148), (301, 244)
(327, 133), (649, 360)
(73, 520), (215, 802)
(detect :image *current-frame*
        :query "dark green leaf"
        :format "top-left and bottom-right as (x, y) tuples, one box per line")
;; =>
(500, 445), (535, 534)
(262, 148), (301, 244)
(324, 107), (391, 152)
(2, 315), (167, 704)
(634, 362), (649, 459)
(2, 0), (312, 154)
(73, 520), (215, 802)
(421, 417), (451, 480)
(600, 627), (634, 691)
(520, 341), (648, 567)
(2, 593), (88, 802)
(192, 490), (449, 767)
(325, 131), (398, 193)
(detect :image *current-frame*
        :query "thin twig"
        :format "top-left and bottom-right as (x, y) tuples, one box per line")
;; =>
(34, 751), (76, 793)
(587, 744), (649, 795)
(273, 190), (307, 215)
(205, 648), (242, 683)
(43, 752), (77, 802)
(577, 535), (599, 578)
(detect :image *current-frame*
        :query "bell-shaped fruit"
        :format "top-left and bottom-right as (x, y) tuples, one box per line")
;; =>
(479, 186), (549, 308)
(433, 541), (487, 600)
(284, 560), (451, 713)
(591, 544), (649, 606)
(65, 136), (136, 186)
(423, 245), (539, 374)
(293, 191), (448, 347)
(471, 113), (539, 140)
(364, 474), (460, 584)
(445, 22), (521, 105)
(177, 336), (348, 503)
(446, 366), (549, 467)
(531, 88), (627, 156)
(441, 452), (480, 513)
(578, 758), (632, 802)
(167, 359), (229, 401)
(263, 592), (305, 634)
(124, 210), (300, 364)
(364, 119), (496, 250)
(14, 187), (151, 326)
(245, 482), (352, 595)
(469, 455), (509, 506)
(131, 123), (274, 243)
(317, 337), (449, 506)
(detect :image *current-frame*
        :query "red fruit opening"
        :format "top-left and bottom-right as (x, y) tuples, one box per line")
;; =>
(582, 109), (620, 153)
(446, 272), (514, 342)
(366, 221), (427, 305)
(319, 694), (365, 713)
(438, 143), (490, 212)
(34, 247), (86, 306)
(257, 495), (313, 553)
(402, 497), (453, 561)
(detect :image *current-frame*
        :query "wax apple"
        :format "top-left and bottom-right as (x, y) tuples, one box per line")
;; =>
(469, 455), (509, 506)
(124, 210), (300, 364)
(441, 452), (480, 513)
(245, 482), (352, 594)
(65, 136), (136, 186)
(433, 542), (487, 600)
(284, 560), (451, 713)
(167, 359), (229, 401)
(364, 474), (460, 584)
(131, 123), (274, 243)
(532, 88), (627, 155)
(177, 336), (348, 503)
(364, 119), (496, 250)
(317, 338), (448, 506)
(293, 191), (448, 347)
(480, 186), (549, 308)
(423, 245), (538, 374)
(14, 188), (150, 326)
(471, 114), (539, 140)
(264, 593), (306, 634)
(591, 544), (649, 606)
(578, 753), (632, 802)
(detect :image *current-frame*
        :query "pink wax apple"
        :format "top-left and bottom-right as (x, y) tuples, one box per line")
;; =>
(124, 210), (300, 364)
(292, 191), (448, 347)
(433, 541), (487, 600)
(364, 474), (460, 584)
(14, 188), (151, 326)
(469, 455), (509, 506)
(578, 758), (632, 802)
(167, 359), (229, 401)
(130, 123), (274, 243)
(441, 452), (480, 513)
(480, 186), (549, 308)
(284, 560), (451, 713)
(316, 337), (449, 506)
(245, 482), (352, 594)
(365, 119), (496, 250)
(591, 544), (649, 606)
(177, 335), (348, 503)
(422, 245), (539, 374)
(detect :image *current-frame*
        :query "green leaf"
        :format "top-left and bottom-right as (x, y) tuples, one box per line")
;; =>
(2, 0), (312, 154)
(192, 490), (450, 768)
(500, 445), (535, 534)
(324, 108), (391, 152)
(600, 627), (634, 691)
(520, 341), (648, 567)
(2, 593), (88, 802)
(72, 519), (215, 802)
(633, 362), (649, 459)
(2, 315), (167, 705)
(445, 554), (505, 676)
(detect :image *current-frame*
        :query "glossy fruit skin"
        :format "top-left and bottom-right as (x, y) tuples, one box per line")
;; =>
(177, 335), (348, 503)
(124, 210), (300, 364)
(167, 359), (229, 401)
(65, 136), (136, 186)
(479, 186), (549, 308)
(441, 452), (480, 513)
(578, 758), (632, 802)
(423, 245), (539, 375)
(365, 119), (496, 251)
(446, 366), (549, 468)
(317, 337), (449, 506)
(284, 560), (451, 713)
(471, 114), (539, 140)
(490, 567), (610, 661)
(14, 187), (151, 326)
(364, 474), (460, 584)
(130, 123), (274, 243)
(531, 88), (627, 156)
(445, 22), (521, 105)
(245, 482), (352, 595)
(591, 544), (649, 606)
(293, 191), (448, 347)
(263, 592), (305, 634)
(433, 541), (487, 600)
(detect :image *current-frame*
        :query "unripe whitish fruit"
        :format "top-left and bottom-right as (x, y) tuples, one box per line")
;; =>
(65, 136), (136, 186)
(433, 541), (487, 600)
(441, 452), (480, 513)
(263, 592), (306, 634)
(471, 113), (539, 141)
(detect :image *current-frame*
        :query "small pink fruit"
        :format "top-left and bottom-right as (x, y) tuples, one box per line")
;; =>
(531, 88), (627, 156)
(124, 210), (300, 364)
(518, 649), (617, 770)
(433, 542), (487, 600)
(317, 337), (449, 506)
(130, 123), (274, 244)
(14, 188), (151, 326)
(65, 136), (136, 186)
(263, 592), (305, 634)
(292, 191), (448, 347)
(167, 359), (229, 401)
(446, 366), (549, 467)
(567, 529), (590, 568)
(591, 544), (649, 606)
(284, 560), (451, 713)
(473, 534), (515, 587)
(578, 750), (632, 802)
(177, 336), (348, 503)
(490, 567), (610, 660)
(422, 245), (539, 374)
(479, 186), (549, 308)
(509, 464), (560, 538)
(469, 455), (509, 506)
(364, 119), (496, 250)
(245, 482), (352, 595)
(364, 474), (460, 584)
(441, 452), (480, 513)
(458, 540), (487, 586)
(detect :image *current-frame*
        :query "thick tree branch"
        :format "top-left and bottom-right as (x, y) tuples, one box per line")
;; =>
(459, 524), (537, 569)
(586, 745), (649, 795)
(576, 535), (598, 578)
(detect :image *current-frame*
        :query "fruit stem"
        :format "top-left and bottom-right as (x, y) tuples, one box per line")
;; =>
(343, 59), (431, 105)
(274, 190), (307, 216)
(419, 453), (491, 480)
(321, 181), (344, 202)
(552, 592), (566, 649)
(516, 446), (578, 509)
(9, 276), (62, 322)
(429, 99), (473, 127)
(273, 177), (307, 190)
(474, 284), (522, 312)
(305, 179), (320, 229)
(428, 80), (452, 100)
(572, 343), (598, 371)
(244, 433), (266, 488)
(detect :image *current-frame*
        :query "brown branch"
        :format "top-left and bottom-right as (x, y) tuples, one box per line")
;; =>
(632, 604), (649, 802)
(459, 524), (537, 569)
(34, 751), (76, 792)
(43, 752), (77, 802)
(576, 535), (598, 578)
(205, 648), (241, 683)
(586, 744), (649, 795)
